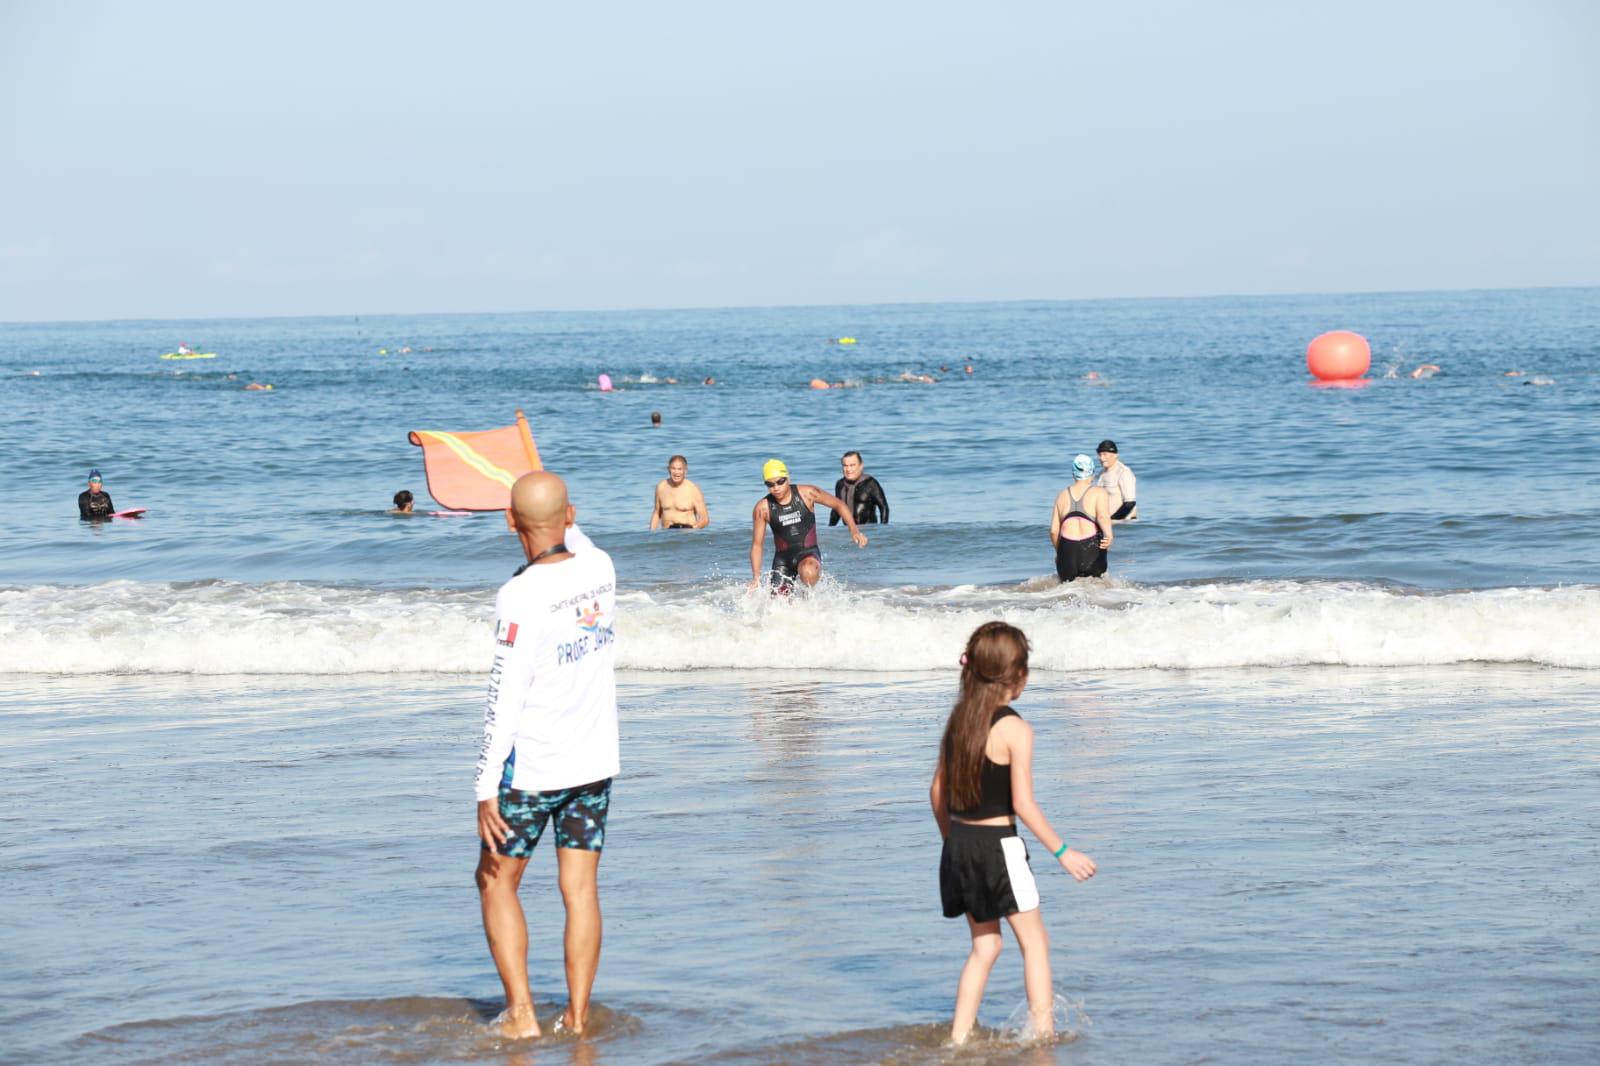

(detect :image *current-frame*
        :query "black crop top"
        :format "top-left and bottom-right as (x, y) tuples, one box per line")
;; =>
(948, 706), (1021, 819)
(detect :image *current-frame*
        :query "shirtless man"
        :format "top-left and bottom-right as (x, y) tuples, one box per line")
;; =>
(1050, 454), (1114, 582)
(748, 459), (867, 591)
(649, 455), (709, 529)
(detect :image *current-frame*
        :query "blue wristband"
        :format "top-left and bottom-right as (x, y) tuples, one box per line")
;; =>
(1053, 842), (1069, 858)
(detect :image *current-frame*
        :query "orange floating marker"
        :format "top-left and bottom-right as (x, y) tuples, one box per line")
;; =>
(1307, 331), (1371, 381)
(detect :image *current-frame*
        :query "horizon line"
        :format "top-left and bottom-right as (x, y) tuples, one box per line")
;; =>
(3, 281), (1596, 329)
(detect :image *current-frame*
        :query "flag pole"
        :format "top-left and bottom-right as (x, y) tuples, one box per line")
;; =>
(515, 409), (543, 471)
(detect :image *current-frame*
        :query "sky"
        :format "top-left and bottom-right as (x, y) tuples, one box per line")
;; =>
(1, 0), (1597, 321)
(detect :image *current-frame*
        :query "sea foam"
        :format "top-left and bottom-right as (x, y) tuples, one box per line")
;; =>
(2, 579), (1595, 675)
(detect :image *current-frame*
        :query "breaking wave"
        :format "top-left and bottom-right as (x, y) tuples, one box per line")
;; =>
(2, 578), (1596, 675)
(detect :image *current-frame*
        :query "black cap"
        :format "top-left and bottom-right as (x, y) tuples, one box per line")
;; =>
(1096, 440), (1118, 453)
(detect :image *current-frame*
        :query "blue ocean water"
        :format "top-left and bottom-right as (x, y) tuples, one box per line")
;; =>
(4, 290), (1600, 1064)
(3, 288), (1597, 674)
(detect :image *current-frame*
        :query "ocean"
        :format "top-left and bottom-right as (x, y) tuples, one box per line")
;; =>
(2, 288), (1597, 1063)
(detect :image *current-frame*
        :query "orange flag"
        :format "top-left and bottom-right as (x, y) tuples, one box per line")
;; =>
(407, 410), (543, 511)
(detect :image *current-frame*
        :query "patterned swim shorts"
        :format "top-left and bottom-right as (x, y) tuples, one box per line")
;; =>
(489, 777), (612, 858)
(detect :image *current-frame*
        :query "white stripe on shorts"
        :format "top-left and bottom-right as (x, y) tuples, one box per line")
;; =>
(1000, 835), (1040, 913)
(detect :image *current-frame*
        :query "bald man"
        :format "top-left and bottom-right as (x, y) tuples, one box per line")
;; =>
(474, 472), (619, 1039)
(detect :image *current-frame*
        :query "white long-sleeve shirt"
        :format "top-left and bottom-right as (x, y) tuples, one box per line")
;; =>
(474, 545), (620, 800)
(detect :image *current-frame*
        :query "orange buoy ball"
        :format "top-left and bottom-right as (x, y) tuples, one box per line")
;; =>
(1306, 331), (1371, 381)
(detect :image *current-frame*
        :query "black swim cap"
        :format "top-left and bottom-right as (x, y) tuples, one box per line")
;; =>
(1096, 440), (1117, 453)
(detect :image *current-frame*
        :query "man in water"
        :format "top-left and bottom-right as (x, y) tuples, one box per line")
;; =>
(649, 455), (710, 529)
(830, 450), (889, 526)
(474, 472), (620, 1039)
(1051, 454), (1114, 582)
(1094, 440), (1137, 521)
(391, 490), (415, 514)
(748, 458), (867, 591)
(78, 469), (115, 520)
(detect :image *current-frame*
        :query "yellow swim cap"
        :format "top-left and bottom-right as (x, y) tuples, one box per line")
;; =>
(762, 459), (789, 481)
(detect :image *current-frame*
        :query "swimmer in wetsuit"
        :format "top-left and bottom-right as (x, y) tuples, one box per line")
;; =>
(78, 469), (115, 520)
(1050, 454), (1113, 582)
(748, 458), (867, 592)
(830, 450), (889, 526)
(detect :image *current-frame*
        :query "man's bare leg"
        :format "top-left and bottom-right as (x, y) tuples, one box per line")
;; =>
(797, 557), (823, 587)
(475, 848), (540, 1038)
(556, 846), (602, 1033)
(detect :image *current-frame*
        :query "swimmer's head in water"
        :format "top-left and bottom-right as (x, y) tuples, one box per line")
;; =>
(393, 490), (413, 510)
(762, 459), (789, 484)
(1072, 455), (1095, 480)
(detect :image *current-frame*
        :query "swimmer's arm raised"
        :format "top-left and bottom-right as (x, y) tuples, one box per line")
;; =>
(1003, 719), (1096, 882)
(806, 486), (867, 547)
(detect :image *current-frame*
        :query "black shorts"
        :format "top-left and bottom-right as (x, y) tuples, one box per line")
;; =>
(771, 547), (822, 582)
(1055, 537), (1107, 582)
(940, 822), (1040, 922)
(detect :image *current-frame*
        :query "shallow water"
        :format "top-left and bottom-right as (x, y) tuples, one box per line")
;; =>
(3, 291), (1597, 1062)
(4, 667), (1596, 1063)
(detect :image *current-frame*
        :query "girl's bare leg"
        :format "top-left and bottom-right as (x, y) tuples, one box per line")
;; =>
(1004, 907), (1053, 1037)
(951, 915), (1003, 1044)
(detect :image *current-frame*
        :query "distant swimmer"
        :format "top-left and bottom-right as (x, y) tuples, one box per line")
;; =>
(1093, 440), (1137, 520)
(1051, 455), (1113, 582)
(702, 376), (716, 385)
(244, 382), (273, 391)
(650, 410), (662, 427)
(475, 472), (619, 1040)
(391, 490), (415, 514)
(650, 455), (710, 530)
(898, 371), (936, 384)
(831, 450), (889, 526)
(930, 621), (1097, 1044)
(1410, 364), (1441, 379)
(77, 469), (115, 520)
(748, 458), (867, 592)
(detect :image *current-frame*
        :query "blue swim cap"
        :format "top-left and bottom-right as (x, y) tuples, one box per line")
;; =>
(88, 468), (102, 482)
(1072, 455), (1095, 479)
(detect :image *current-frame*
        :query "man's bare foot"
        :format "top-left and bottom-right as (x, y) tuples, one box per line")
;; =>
(556, 1007), (588, 1035)
(492, 1003), (541, 1039)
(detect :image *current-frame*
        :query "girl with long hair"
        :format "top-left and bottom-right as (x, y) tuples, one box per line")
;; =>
(930, 621), (1097, 1043)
